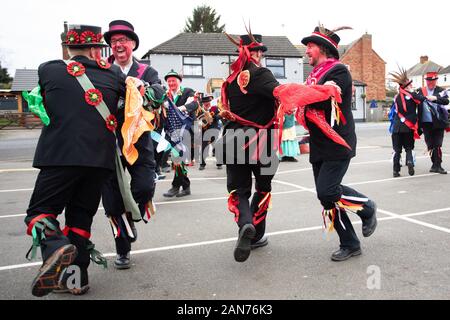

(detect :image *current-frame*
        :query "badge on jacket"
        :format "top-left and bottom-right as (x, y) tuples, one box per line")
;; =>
(237, 70), (250, 94)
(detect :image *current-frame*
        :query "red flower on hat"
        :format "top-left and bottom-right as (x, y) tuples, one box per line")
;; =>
(85, 88), (103, 106)
(96, 59), (111, 69)
(66, 61), (85, 77)
(96, 33), (103, 43)
(105, 114), (118, 132)
(66, 30), (79, 44)
(80, 31), (96, 44)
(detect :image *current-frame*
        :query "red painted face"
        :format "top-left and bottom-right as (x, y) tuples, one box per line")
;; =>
(426, 79), (437, 90)
(167, 77), (180, 92)
(305, 42), (322, 67)
(111, 33), (134, 65)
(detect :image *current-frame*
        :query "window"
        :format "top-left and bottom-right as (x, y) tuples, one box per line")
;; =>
(266, 58), (285, 78)
(183, 56), (203, 77)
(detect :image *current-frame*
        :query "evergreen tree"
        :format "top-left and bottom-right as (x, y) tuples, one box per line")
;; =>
(184, 5), (225, 33)
(0, 62), (13, 89)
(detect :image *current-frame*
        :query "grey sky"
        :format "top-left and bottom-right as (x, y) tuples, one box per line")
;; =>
(1, 0), (449, 77)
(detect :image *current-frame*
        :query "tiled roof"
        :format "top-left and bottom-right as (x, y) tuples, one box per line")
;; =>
(11, 69), (38, 91)
(143, 33), (302, 58)
(439, 65), (450, 74)
(407, 61), (443, 77)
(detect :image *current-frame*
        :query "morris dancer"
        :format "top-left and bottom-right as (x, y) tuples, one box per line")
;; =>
(220, 29), (280, 262)
(162, 70), (199, 198)
(24, 24), (155, 296)
(299, 25), (377, 261)
(389, 67), (425, 177)
(417, 71), (449, 174)
(101, 19), (163, 270)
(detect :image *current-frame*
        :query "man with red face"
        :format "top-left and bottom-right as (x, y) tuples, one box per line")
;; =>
(301, 26), (377, 262)
(102, 20), (162, 270)
(416, 72), (449, 174)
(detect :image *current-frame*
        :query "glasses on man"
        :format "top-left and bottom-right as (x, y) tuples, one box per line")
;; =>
(110, 37), (130, 46)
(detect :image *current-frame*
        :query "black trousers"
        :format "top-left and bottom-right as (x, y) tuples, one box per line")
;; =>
(26, 166), (110, 277)
(422, 123), (445, 166)
(227, 162), (277, 240)
(102, 158), (156, 255)
(312, 159), (373, 249)
(392, 131), (415, 172)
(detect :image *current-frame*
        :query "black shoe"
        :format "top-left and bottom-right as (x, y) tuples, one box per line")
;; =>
(234, 224), (256, 262)
(163, 187), (179, 198)
(361, 201), (377, 237)
(285, 156), (299, 162)
(250, 235), (268, 250)
(408, 164), (415, 176)
(217, 165), (223, 170)
(114, 252), (131, 270)
(393, 171), (400, 177)
(199, 165), (206, 171)
(331, 247), (362, 262)
(31, 244), (78, 297)
(437, 166), (447, 174)
(157, 174), (166, 180)
(430, 165), (438, 173)
(176, 187), (191, 197)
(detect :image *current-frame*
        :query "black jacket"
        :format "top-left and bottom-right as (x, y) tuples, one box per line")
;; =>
(305, 63), (356, 163)
(417, 86), (449, 129)
(34, 56), (126, 170)
(219, 62), (279, 163)
(225, 62), (279, 130)
(392, 91), (425, 133)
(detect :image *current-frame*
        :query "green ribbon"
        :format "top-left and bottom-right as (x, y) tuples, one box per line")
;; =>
(22, 86), (50, 126)
(26, 218), (58, 261)
(86, 241), (108, 269)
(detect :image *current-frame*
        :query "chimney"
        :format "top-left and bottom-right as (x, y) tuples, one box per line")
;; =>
(420, 56), (429, 64)
(61, 21), (69, 60)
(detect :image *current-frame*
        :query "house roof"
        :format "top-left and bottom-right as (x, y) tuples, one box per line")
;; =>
(295, 44), (350, 80)
(439, 65), (450, 74)
(11, 69), (38, 91)
(143, 33), (302, 58)
(407, 61), (443, 77)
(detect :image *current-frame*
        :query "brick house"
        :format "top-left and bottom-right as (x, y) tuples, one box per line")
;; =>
(340, 34), (386, 101)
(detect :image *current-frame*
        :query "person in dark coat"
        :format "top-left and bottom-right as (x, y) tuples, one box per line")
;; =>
(389, 67), (426, 177)
(199, 95), (223, 170)
(416, 71), (450, 174)
(101, 19), (162, 270)
(301, 25), (377, 262)
(162, 70), (199, 198)
(24, 24), (164, 297)
(219, 32), (279, 263)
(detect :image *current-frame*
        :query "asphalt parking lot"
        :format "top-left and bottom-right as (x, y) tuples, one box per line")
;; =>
(0, 123), (449, 300)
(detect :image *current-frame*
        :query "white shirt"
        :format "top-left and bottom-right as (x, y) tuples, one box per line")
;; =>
(114, 59), (133, 75)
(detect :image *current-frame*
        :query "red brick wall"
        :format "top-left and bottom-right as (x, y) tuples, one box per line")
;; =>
(341, 34), (386, 100)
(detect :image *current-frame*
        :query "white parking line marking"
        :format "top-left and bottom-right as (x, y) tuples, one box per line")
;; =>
(378, 209), (450, 234)
(0, 207), (448, 272)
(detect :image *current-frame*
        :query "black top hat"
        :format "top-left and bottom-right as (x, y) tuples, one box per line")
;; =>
(201, 95), (214, 103)
(164, 69), (182, 82)
(301, 27), (340, 59)
(240, 34), (267, 52)
(104, 20), (140, 51)
(63, 25), (108, 48)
